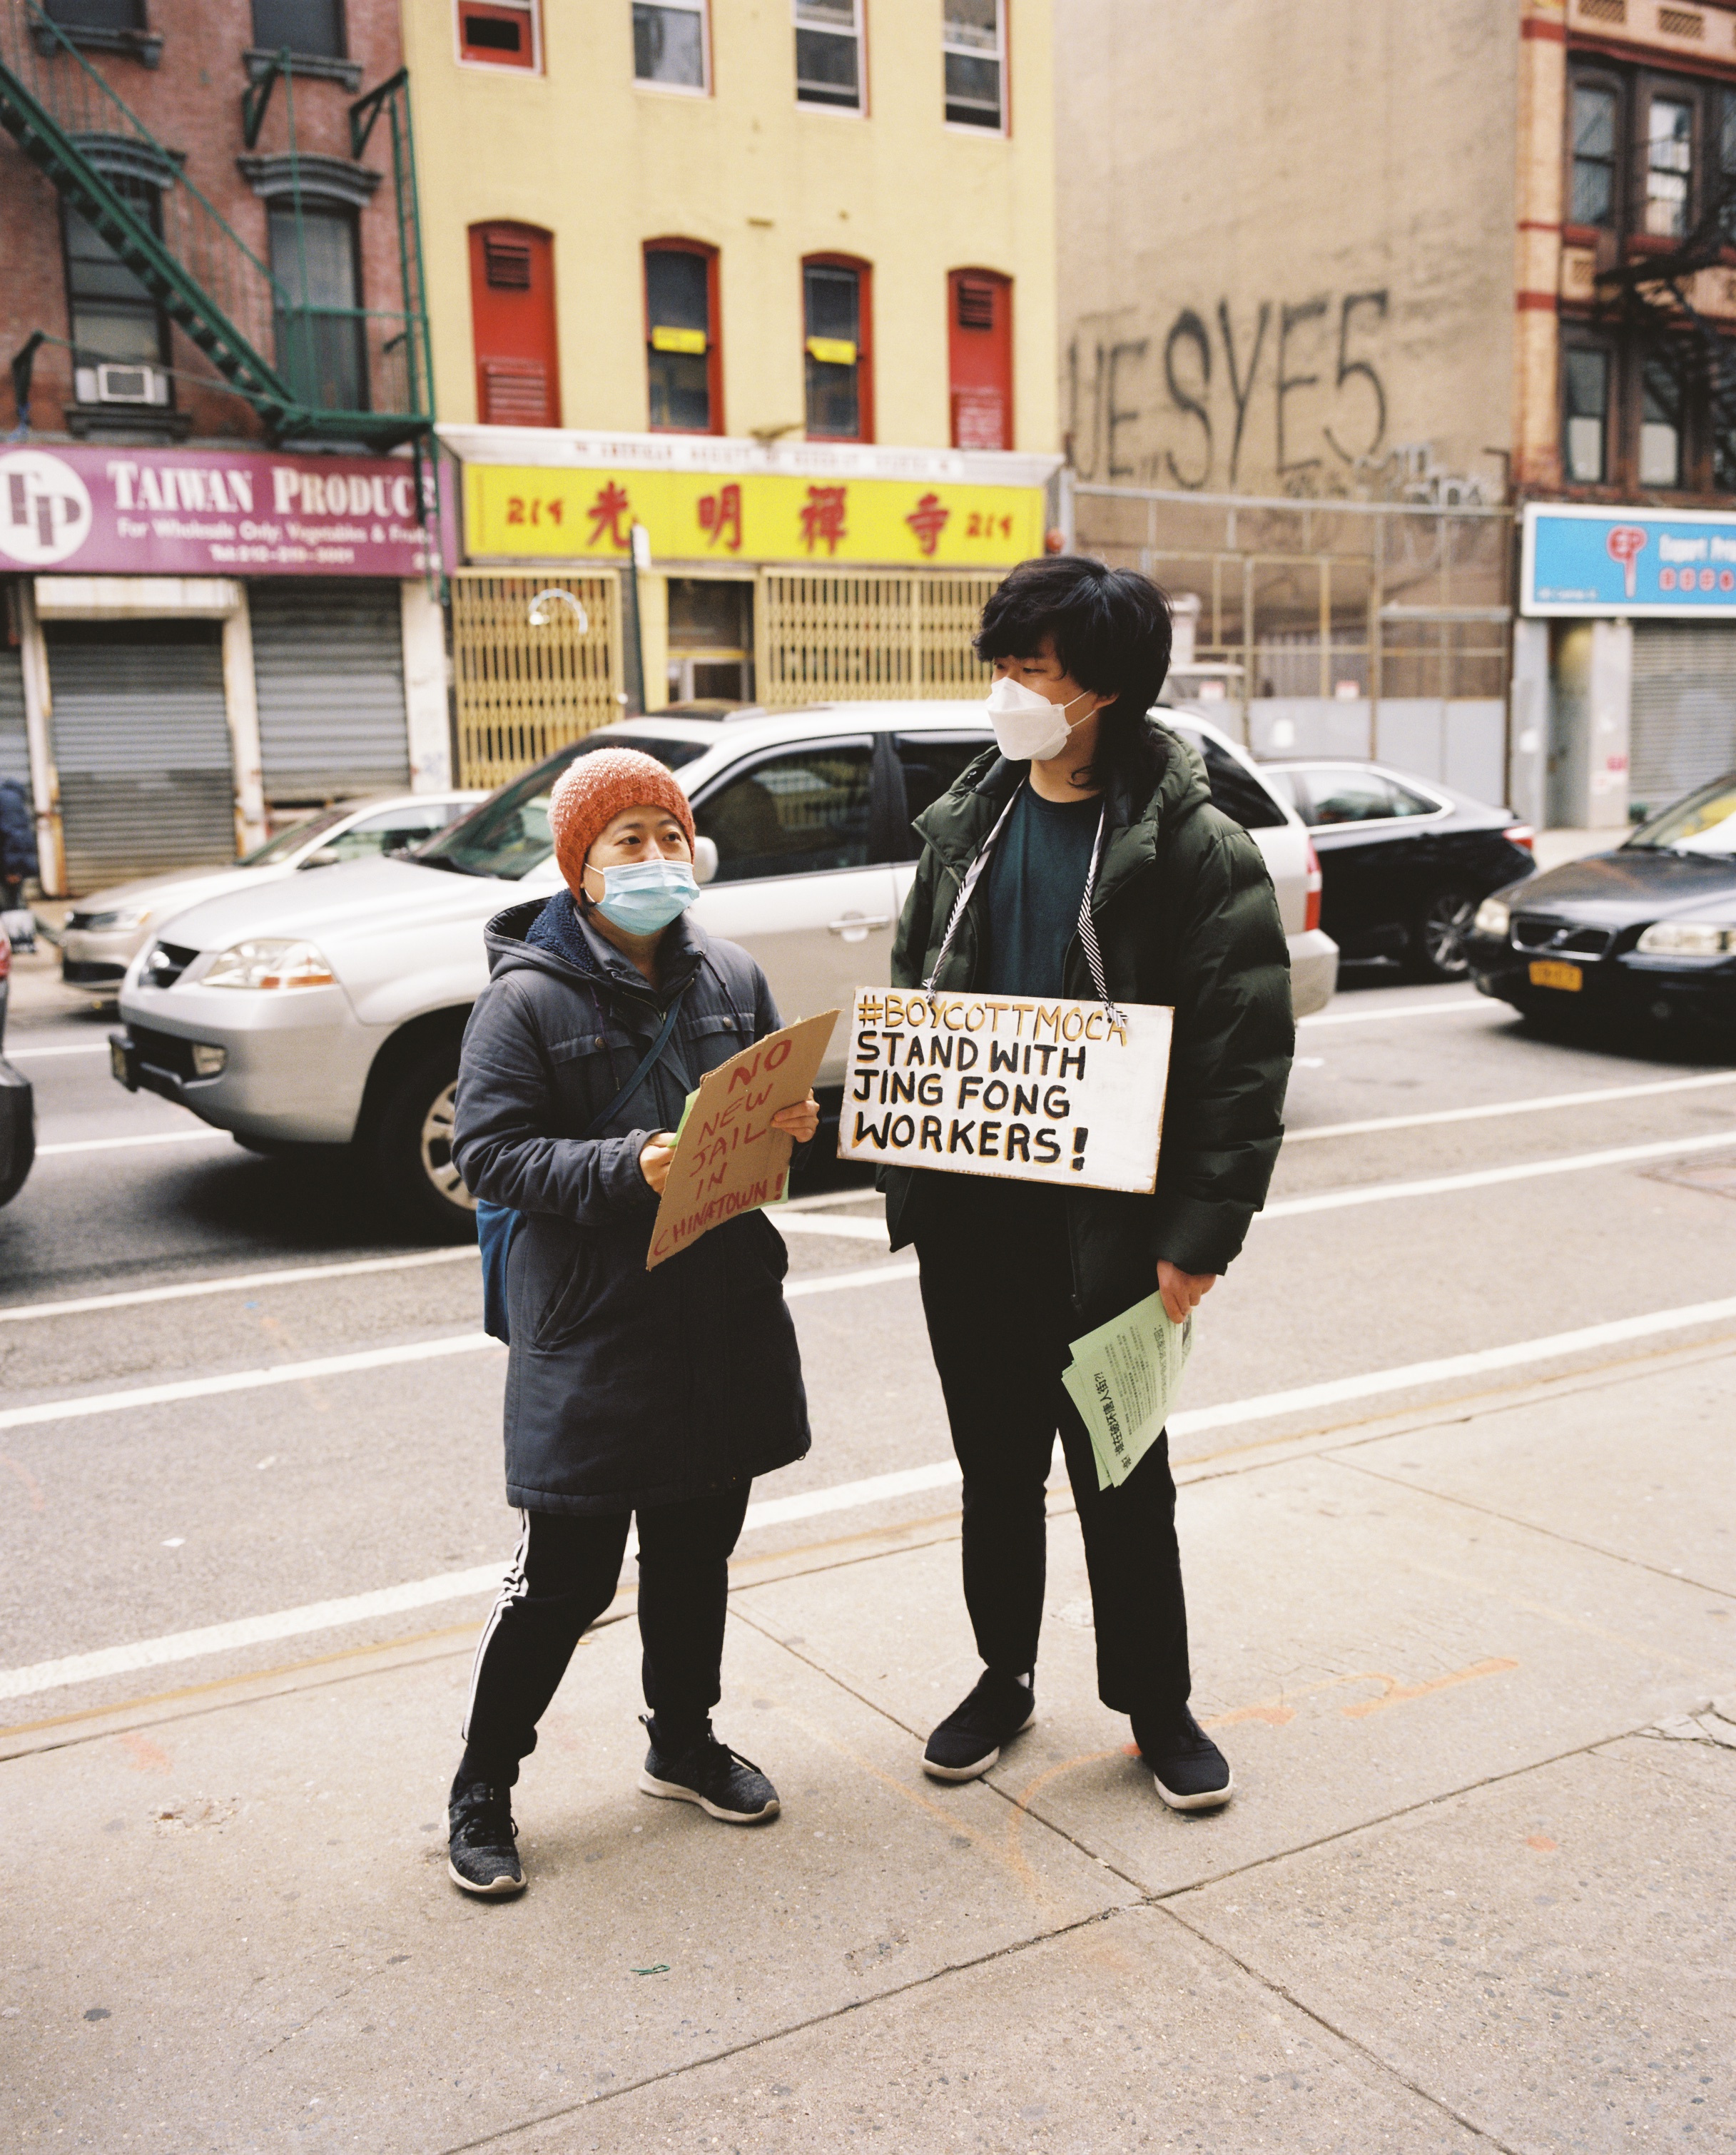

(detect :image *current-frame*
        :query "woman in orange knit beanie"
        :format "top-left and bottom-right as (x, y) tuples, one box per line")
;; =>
(446, 744), (818, 1895)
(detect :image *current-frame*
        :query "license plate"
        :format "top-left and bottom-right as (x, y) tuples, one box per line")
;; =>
(1528, 959), (1583, 993)
(109, 1034), (138, 1089)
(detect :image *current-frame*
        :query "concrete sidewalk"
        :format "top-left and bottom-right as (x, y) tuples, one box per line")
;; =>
(4, 1337), (1734, 2153)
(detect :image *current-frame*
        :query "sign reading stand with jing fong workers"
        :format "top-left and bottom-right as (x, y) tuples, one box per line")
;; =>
(837, 989), (1173, 1195)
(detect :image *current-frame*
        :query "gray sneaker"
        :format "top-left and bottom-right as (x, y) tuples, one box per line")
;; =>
(637, 1719), (780, 1823)
(447, 1775), (525, 1895)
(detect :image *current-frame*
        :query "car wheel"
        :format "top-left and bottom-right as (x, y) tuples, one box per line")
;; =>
(1408, 888), (1476, 981)
(374, 1044), (477, 1242)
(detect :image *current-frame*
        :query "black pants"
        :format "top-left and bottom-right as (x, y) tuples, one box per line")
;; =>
(915, 1178), (1192, 1722)
(460, 1485), (751, 1784)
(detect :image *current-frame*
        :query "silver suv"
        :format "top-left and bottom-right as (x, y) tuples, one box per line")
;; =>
(113, 704), (1336, 1236)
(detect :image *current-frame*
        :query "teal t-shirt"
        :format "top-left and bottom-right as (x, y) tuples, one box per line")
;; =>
(978, 783), (1100, 998)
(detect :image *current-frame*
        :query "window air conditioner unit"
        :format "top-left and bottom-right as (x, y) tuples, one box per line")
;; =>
(74, 362), (171, 407)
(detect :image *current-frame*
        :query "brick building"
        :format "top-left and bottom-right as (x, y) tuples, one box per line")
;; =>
(0, 0), (445, 896)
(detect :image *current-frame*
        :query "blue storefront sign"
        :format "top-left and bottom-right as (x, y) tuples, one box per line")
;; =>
(1522, 502), (1736, 617)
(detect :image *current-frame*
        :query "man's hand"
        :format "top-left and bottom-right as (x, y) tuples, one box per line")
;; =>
(771, 1091), (821, 1145)
(639, 1132), (679, 1195)
(1157, 1259), (1217, 1326)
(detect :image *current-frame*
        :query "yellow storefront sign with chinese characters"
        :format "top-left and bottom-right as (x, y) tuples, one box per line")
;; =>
(464, 464), (1045, 569)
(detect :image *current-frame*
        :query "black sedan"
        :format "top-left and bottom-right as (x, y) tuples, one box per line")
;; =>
(1260, 761), (1536, 979)
(1466, 771), (1736, 1034)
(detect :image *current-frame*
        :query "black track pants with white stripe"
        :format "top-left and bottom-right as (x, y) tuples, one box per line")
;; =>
(460, 1486), (752, 1783)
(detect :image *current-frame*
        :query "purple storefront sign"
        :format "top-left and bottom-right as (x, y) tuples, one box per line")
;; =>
(0, 444), (442, 578)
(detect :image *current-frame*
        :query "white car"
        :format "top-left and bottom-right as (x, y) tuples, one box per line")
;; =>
(112, 704), (1335, 1235)
(59, 790), (483, 988)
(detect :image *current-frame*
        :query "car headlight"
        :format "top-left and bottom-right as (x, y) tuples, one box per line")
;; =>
(1473, 896), (1511, 939)
(82, 906), (150, 931)
(1635, 921), (1736, 958)
(203, 938), (337, 990)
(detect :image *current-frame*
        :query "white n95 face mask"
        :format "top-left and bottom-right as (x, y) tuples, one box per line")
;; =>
(985, 674), (1092, 763)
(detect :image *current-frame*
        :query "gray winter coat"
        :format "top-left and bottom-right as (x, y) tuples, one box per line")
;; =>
(452, 898), (811, 1515)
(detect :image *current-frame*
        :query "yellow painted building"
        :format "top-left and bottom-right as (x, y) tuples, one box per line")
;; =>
(400, 0), (1060, 776)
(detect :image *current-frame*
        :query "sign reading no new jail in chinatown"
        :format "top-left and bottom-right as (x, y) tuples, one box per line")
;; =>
(837, 989), (1173, 1195)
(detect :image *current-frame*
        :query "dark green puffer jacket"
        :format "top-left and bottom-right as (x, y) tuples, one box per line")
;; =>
(883, 722), (1294, 1319)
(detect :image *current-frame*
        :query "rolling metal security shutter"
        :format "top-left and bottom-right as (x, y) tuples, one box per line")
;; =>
(250, 579), (409, 804)
(1630, 623), (1736, 818)
(0, 645), (28, 788)
(44, 622), (234, 894)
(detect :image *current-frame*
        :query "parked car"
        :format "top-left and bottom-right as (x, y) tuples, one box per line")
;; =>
(1466, 769), (1736, 1033)
(59, 790), (483, 988)
(110, 704), (1336, 1237)
(0, 925), (34, 1209)
(1256, 759), (1536, 980)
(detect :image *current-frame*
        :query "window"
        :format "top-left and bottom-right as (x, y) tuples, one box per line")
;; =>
(1571, 83), (1618, 225)
(269, 203), (365, 412)
(1720, 88), (1736, 238)
(794, 0), (861, 111)
(694, 743), (873, 881)
(1301, 772), (1426, 826)
(634, 0), (707, 90)
(251, 0), (345, 58)
(666, 578), (752, 703)
(644, 243), (720, 433)
(1640, 355), (1684, 486)
(943, 0), (1002, 129)
(62, 180), (169, 378)
(317, 803), (466, 863)
(44, 0), (144, 26)
(894, 734), (988, 856)
(457, 0), (538, 69)
(1563, 347), (1610, 482)
(948, 268), (1011, 449)
(470, 222), (559, 425)
(1645, 95), (1692, 236)
(1189, 734), (1286, 831)
(804, 258), (870, 440)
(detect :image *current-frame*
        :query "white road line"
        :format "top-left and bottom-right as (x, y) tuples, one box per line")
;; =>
(1299, 998), (1486, 1028)
(1262, 1125), (1736, 1220)
(6, 1287), (1735, 1707)
(0, 1262), (922, 1431)
(0, 1246), (480, 1324)
(5, 1040), (113, 1061)
(36, 1128), (228, 1158)
(777, 1213), (891, 1242)
(1286, 1068), (1736, 1143)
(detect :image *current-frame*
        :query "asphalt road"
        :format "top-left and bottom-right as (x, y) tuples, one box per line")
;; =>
(4, 950), (1735, 1732)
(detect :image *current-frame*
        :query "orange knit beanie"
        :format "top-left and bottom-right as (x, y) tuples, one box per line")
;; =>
(547, 749), (696, 900)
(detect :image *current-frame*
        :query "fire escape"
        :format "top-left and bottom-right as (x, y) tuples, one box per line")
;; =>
(1593, 173), (1736, 491)
(0, 0), (433, 452)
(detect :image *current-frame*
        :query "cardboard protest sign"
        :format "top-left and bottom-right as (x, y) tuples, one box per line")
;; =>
(836, 988), (1171, 1194)
(646, 1011), (838, 1270)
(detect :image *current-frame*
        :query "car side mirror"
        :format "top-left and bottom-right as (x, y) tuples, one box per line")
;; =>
(692, 834), (719, 886)
(300, 847), (342, 869)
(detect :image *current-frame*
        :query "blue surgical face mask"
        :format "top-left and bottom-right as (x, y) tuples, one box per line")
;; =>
(590, 856), (700, 935)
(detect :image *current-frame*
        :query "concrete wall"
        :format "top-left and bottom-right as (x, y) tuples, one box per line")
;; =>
(1055, 0), (1518, 499)
(402, 0), (1058, 452)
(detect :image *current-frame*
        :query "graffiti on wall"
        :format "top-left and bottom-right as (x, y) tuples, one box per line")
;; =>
(1068, 290), (1393, 494)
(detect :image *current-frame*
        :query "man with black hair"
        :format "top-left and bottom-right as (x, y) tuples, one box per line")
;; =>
(885, 554), (1292, 1812)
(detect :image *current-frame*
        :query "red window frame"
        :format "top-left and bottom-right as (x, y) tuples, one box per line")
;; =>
(643, 238), (724, 436)
(801, 252), (873, 443)
(456, 0), (540, 71)
(947, 266), (1012, 450)
(469, 220), (559, 427)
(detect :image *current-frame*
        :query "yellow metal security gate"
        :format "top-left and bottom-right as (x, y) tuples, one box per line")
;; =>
(756, 570), (999, 706)
(450, 570), (624, 789)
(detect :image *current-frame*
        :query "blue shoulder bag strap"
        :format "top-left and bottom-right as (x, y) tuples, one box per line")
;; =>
(477, 977), (694, 1344)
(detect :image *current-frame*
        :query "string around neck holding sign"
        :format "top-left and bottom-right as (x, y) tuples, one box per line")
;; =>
(923, 792), (1129, 1029)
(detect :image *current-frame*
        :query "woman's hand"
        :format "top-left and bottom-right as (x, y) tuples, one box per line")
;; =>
(638, 1132), (679, 1195)
(1157, 1259), (1217, 1326)
(771, 1092), (821, 1145)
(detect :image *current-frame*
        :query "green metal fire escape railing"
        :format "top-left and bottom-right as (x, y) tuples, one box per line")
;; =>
(0, 0), (433, 450)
